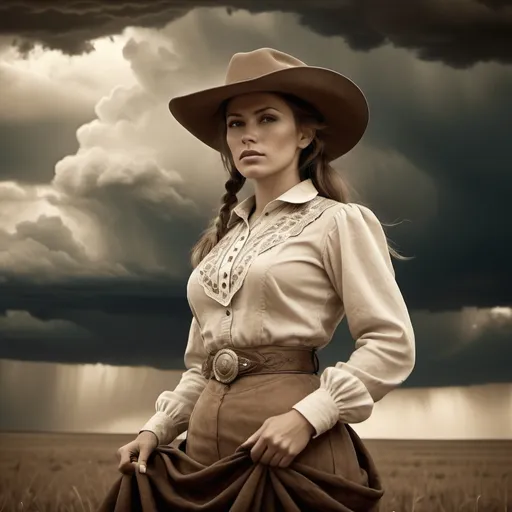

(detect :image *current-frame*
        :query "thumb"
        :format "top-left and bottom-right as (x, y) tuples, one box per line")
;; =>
(137, 447), (152, 474)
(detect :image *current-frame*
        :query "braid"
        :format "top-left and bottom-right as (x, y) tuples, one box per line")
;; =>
(215, 170), (246, 242)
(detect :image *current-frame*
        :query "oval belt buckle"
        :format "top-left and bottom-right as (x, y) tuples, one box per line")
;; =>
(212, 348), (239, 384)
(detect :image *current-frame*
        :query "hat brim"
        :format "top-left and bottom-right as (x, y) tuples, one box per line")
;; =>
(168, 66), (369, 162)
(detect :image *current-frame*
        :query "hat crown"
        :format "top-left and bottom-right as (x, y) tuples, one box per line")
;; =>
(225, 48), (306, 85)
(169, 47), (369, 162)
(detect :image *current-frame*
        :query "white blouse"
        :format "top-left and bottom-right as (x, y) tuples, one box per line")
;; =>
(141, 179), (415, 445)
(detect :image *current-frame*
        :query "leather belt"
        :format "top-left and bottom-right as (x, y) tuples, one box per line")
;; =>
(202, 345), (319, 384)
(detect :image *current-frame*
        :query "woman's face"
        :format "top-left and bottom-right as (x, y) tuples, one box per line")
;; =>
(225, 92), (311, 181)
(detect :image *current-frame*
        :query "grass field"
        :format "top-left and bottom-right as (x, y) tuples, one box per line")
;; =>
(0, 432), (510, 511)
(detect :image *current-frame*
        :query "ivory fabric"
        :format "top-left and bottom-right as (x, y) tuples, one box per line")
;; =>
(140, 179), (415, 445)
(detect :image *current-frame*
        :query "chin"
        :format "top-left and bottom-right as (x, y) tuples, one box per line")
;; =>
(239, 165), (274, 180)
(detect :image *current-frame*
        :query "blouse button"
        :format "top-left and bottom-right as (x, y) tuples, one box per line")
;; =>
(221, 283), (226, 289)
(228, 256), (233, 262)
(226, 310), (231, 316)
(240, 236), (245, 240)
(223, 272), (228, 278)
(265, 212), (269, 216)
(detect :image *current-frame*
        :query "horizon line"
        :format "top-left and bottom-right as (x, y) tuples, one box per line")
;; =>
(2, 429), (511, 442)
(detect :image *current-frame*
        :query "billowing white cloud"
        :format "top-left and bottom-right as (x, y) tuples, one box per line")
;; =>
(0, 35), (136, 121)
(0, 6), (509, 284)
(0, 181), (26, 201)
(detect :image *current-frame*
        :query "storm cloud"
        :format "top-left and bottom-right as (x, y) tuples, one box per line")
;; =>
(1, 295), (512, 388)
(0, 0), (512, 67)
(0, 4), (510, 392)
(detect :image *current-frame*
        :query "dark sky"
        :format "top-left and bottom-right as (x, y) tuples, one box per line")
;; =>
(2, 0), (512, 67)
(0, 0), (511, 389)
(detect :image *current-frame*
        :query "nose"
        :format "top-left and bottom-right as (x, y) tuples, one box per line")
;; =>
(241, 133), (256, 145)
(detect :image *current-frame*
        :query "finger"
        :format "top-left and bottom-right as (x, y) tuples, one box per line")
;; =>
(237, 437), (256, 452)
(117, 448), (135, 474)
(117, 447), (130, 465)
(277, 454), (295, 468)
(250, 437), (269, 464)
(239, 425), (263, 450)
(268, 450), (284, 468)
(118, 459), (136, 475)
(260, 446), (279, 466)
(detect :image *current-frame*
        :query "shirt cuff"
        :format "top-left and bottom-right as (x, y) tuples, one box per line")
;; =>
(292, 387), (340, 438)
(139, 411), (178, 446)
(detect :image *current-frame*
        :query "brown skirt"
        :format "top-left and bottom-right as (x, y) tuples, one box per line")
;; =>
(98, 373), (384, 511)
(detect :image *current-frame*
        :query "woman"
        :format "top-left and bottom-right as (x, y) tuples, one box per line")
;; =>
(99, 48), (415, 511)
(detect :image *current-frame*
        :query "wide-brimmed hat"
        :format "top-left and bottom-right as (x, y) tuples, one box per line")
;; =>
(168, 48), (369, 162)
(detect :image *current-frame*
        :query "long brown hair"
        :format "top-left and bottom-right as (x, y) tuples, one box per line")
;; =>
(190, 92), (410, 268)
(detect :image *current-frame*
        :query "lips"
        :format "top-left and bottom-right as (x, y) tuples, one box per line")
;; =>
(240, 150), (264, 160)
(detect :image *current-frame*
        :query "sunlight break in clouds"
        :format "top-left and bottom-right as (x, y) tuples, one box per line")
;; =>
(460, 306), (512, 344)
(0, 181), (63, 232)
(0, 34), (136, 122)
(490, 306), (512, 321)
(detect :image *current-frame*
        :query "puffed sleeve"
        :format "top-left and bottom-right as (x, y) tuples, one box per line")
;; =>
(139, 316), (208, 445)
(292, 203), (415, 437)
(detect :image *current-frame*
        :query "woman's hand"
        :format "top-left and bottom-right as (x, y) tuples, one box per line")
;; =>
(237, 410), (316, 468)
(116, 430), (158, 475)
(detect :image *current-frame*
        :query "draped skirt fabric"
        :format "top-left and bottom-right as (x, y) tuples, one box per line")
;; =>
(98, 373), (384, 511)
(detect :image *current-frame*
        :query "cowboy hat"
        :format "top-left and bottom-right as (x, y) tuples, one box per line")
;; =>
(168, 48), (369, 162)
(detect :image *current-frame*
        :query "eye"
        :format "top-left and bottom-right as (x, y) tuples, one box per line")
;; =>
(227, 115), (276, 128)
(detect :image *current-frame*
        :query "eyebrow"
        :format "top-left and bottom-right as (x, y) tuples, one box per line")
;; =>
(226, 107), (279, 118)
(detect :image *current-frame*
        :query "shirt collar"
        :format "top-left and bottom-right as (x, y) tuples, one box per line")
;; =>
(227, 178), (319, 228)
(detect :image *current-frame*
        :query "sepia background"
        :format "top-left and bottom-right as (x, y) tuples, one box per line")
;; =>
(0, 1), (511, 510)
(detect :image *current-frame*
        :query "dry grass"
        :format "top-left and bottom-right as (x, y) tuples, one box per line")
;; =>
(366, 439), (511, 512)
(0, 432), (510, 511)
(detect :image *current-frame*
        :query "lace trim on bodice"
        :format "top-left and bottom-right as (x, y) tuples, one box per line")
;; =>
(196, 196), (339, 306)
